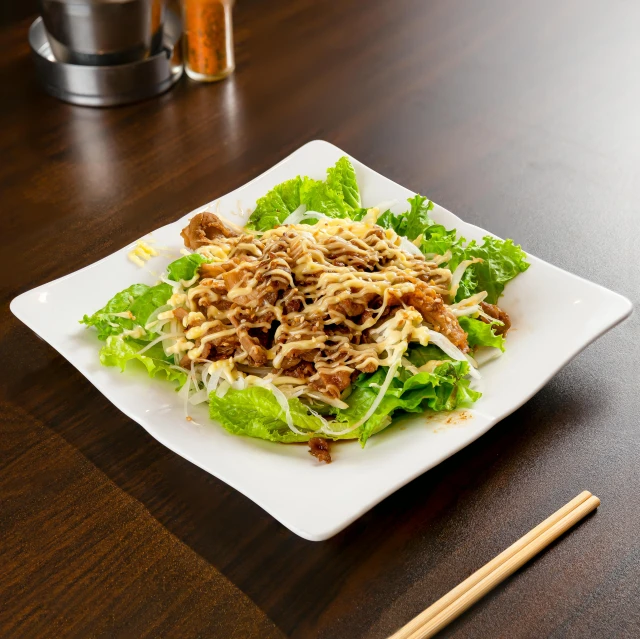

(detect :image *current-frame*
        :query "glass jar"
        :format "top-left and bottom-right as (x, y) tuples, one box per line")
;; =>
(182, 0), (235, 82)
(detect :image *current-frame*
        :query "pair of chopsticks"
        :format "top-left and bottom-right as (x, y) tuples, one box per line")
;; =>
(389, 491), (600, 639)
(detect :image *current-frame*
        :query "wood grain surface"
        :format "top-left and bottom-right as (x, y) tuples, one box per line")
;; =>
(2, 1), (639, 638)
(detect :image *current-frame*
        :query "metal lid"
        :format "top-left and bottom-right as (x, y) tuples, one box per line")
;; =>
(29, 9), (182, 107)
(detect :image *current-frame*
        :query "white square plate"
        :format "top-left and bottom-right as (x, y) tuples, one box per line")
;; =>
(11, 141), (632, 541)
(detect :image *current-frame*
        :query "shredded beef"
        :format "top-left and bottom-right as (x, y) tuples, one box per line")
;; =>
(480, 301), (511, 336)
(283, 360), (315, 379)
(310, 369), (352, 399)
(173, 307), (188, 321)
(308, 438), (332, 463)
(405, 284), (469, 353)
(177, 213), (484, 401)
(237, 327), (268, 366)
(181, 212), (238, 250)
(208, 331), (239, 360)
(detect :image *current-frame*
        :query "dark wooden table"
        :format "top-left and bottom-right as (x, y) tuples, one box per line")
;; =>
(2, 1), (639, 637)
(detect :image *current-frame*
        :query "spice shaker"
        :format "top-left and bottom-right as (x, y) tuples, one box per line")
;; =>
(182, 0), (235, 81)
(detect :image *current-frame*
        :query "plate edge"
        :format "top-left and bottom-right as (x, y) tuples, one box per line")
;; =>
(7, 140), (636, 540)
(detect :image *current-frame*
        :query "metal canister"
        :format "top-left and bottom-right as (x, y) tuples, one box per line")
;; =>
(39, 0), (167, 66)
(29, 10), (183, 106)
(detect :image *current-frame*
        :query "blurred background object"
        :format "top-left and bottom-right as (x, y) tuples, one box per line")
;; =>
(183, 0), (234, 82)
(39, 0), (167, 66)
(30, 2), (183, 106)
(28, 0), (236, 105)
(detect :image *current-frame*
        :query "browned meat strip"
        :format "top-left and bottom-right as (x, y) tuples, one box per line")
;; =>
(323, 235), (379, 270)
(329, 292), (377, 319)
(357, 359), (378, 374)
(185, 314), (204, 328)
(208, 332), (239, 360)
(180, 341), (211, 368)
(237, 327), (267, 366)
(333, 253), (378, 270)
(365, 226), (385, 241)
(199, 259), (240, 279)
(173, 307), (188, 321)
(227, 308), (251, 328)
(282, 360), (315, 379)
(250, 327), (271, 347)
(200, 341), (212, 359)
(480, 301), (511, 336)
(280, 355), (300, 370)
(334, 300), (364, 317)
(310, 369), (352, 399)
(330, 298), (367, 318)
(405, 284), (469, 353)
(283, 294), (303, 314)
(308, 438), (332, 463)
(325, 324), (363, 345)
(171, 213), (500, 406)
(199, 263), (225, 279)
(181, 212), (238, 249)
(222, 267), (249, 292)
(257, 254), (292, 290)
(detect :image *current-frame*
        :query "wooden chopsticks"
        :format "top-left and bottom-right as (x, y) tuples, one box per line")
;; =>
(388, 491), (600, 639)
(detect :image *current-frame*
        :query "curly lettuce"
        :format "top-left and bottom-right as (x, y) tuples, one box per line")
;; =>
(167, 253), (210, 281)
(377, 195), (434, 240)
(335, 358), (482, 447)
(246, 157), (362, 231)
(245, 177), (303, 231)
(326, 156), (361, 209)
(459, 316), (506, 351)
(454, 237), (529, 303)
(80, 282), (172, 341)
(209, 386), (324, 443)
(206, 350), (480, 447)
(99, 337), (187, 385)
(82, 280), (182, 385)
(378, 195), (529, 303)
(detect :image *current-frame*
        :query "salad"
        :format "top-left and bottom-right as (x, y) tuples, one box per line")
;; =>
(82, 157), (529, 461)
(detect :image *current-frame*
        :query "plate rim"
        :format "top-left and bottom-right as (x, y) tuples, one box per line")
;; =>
(10, 139), (633, 540)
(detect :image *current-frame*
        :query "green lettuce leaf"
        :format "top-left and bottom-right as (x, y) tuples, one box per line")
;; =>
(455, 236), (529, 303)
(454, 264), (479, 301)
(246, 177), (303, 231)
(326, 156), (361, 209)
(335, 359), (481, 447)
(419, 231), (528, 303)
(129, 284), (173, 326)
(376, 195), (436, 240)
(417, 225), (528, 304)
(167, 253), (210, 281)
(459, 316), (505, 351)
(334, 371), (416, 446)
(246, 157), (362, 230)
(351, 207), (370, 221)
(81, 283), (172, 341)
(405, 344), (453, 367)
(208, 386), (326, 443)
(377, 208), (406, 235)
(99, 336), (187, 385)
(419, 225), (466, 264)
(299, 177), (349, 218)
(273, 176), (303, 212)
(404, 194), (436, 240)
